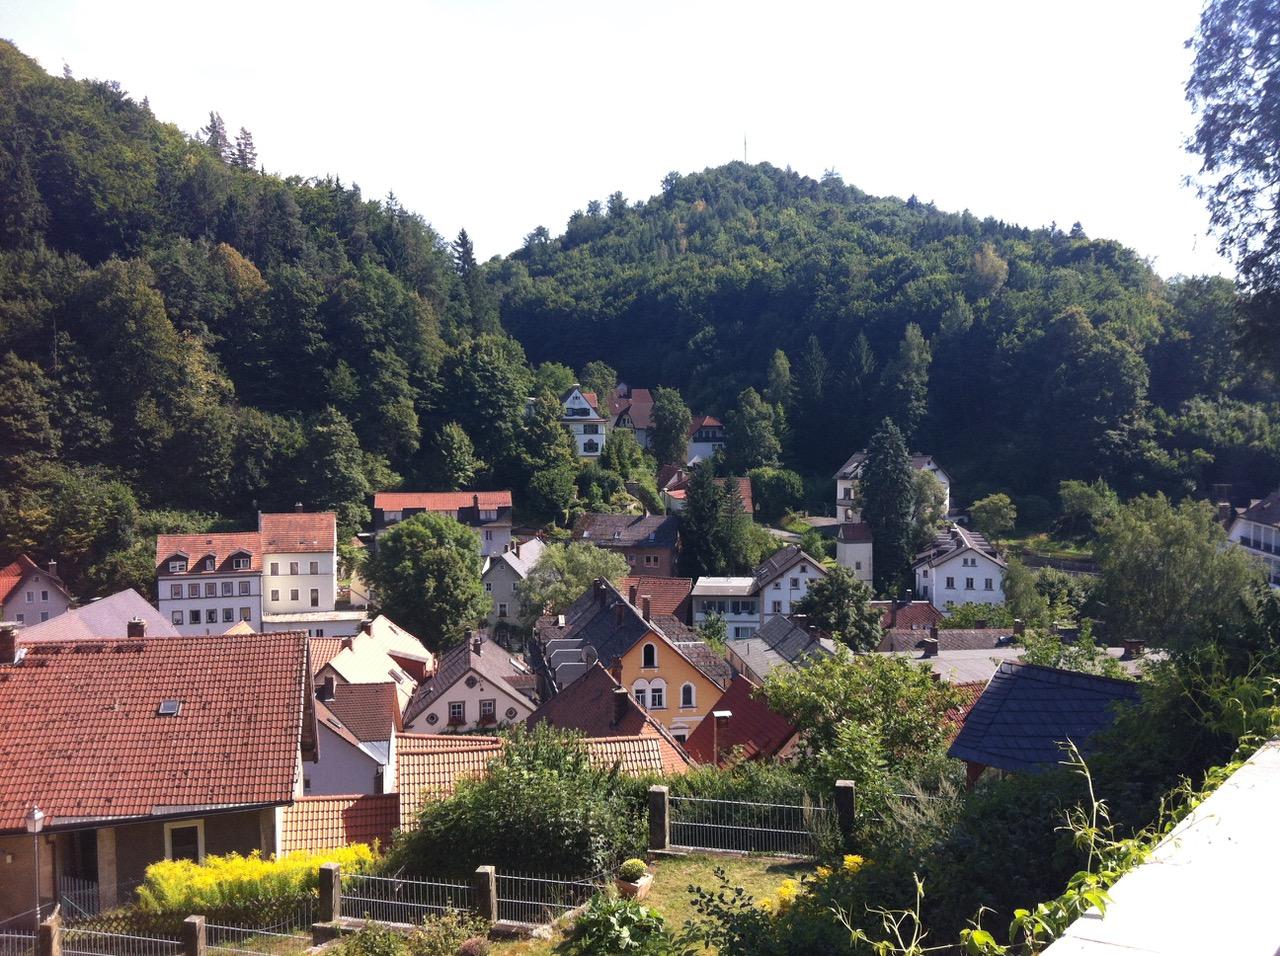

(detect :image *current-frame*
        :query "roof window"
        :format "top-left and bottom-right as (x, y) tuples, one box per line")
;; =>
(157, 699), (182, 716)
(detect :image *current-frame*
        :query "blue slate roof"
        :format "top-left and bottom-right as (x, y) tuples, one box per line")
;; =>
(948, 661), (1139, 774)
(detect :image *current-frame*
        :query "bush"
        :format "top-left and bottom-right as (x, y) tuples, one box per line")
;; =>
(136, 845), (375, 917)
(335, 912), (489, 956)
(617, 859), (648, 883)
(455, 938), (490, 956)
(568, 894), (672, 955)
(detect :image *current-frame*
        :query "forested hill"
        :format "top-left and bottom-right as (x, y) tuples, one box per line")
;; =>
(492, 163), (1280, 504)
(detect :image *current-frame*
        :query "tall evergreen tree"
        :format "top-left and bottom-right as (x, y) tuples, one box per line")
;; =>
(794, 566), (885, 652)
(880, 323), (931, 440)
(861, 419), (915, 594)
(765, 349), (794, 408)
(651, 386), (691, 466)
(724, 387), (781, 472)
(232, 127), (257, 170)
(199, 111), (231, 160)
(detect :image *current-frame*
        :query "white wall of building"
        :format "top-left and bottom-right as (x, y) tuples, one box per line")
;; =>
(836, 540), (873, 583)
(305, 723), (384, 796)
(758, 560), (823, 619)
(157, 576), (261, 636)
(1229, 519), (1280, 589)
(916, 551), (1005, 610)
(403, 669), (534, 735)
(262, 550), (337, 614)
(691, 595), (760, 639)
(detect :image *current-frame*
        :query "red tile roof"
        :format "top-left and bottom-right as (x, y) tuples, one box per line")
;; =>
(310, 637), (345, 675)
(945, 681), (989, 743)
(684, 676), (797, 766)
(0, 554), (69, 606)
(260, 512), (337, 552)
(584, 736), (671, 776)
(155, 531), (263, 573)
(396, 736), (503, 823)
(621, 576), (693, 620)
(373, 491), (513, 511)
(325, 682), (402, 741)
(0, 633), (312, 832)
(872, 601), (945, 630)
(687, 414), (723, 436)
(278, 793), (399, 854)
(837, 522), (873, 543)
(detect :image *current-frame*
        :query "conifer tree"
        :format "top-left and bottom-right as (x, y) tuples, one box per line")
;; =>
(232, 127), (257, 170)
(200, 111), (231, 161)
(861, 419), (915, 594)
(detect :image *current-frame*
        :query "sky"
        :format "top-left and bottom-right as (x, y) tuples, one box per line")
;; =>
(0, 0), (1230, 278)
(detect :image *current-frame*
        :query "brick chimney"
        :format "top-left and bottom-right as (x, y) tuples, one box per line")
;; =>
(473, 494), (480, 509)
(641, 595), (652, 622)
(294, 501), (303, 512)
(0, 625), (17, 665)
(614, 603), (626, 626)
(712, 710), (732, 764)
(1122, 638), (1145, 660)
(47, 560), (57, 578)
(612, 686), (630, 726)
(609, 660), (623, 683)
(360, 619), (373, 635)
(920, 637), (939, 658)
(472, 633), (483, 655)
(1216, 501), (1233, 525)
(319, 675), (335, 700)
(126, 617), (146, 638)
(929, 623), (939, 642)
(628, 584), (638, 605)
(1013, 618), (1025, 636)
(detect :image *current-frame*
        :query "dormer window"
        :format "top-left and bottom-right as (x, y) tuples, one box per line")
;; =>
(204, 557), (215, 571)
(169, 559), (187, 573)
(231, 554), (250, 570)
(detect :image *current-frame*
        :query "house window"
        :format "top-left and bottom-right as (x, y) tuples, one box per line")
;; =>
(240, 607), (251, 621)
(315, 629), (324, 637)
(39, 612), (47, 622)
(772, 601), (782, 614)
(204, 583), (216, 597)
(480, 699), (496, 722)
(221, 581), (233, 596)
(945, 576), (955, 589)
(289, 562), (299, 575)
(625, 554), (634, 564)
(204, 558), (215, 571)
(383, 510), (402, 523)
(672, 732), (687, 743)
(584, 423), (599, 435)
(270, 590), (280, 602)
(634, 686), (648, 709)
(965, 578), (974, 590)
(584, 440), (599, 453)
(855, 561), (862, 571)
(222, 608), (234, 622)
(773, 581), (781, 590)
(511, 582), (519, 592)
(290, 589), (299, 602)
(681, 683), (695, 708)
(642, 643), (657, 668)
(790, 577), (799, 588)
(644, 555), (658, 566)
(189, 610), (201, 624)
(984, 578), (994, 591)
(233, 556), (250, 570)
(164, 820), (205, 863)
(207, 608), (217, 622)
(40, 590), (48, 601)
(239, 580), (250, 595)
(649, 681), (666, 709)
(310, 588), (320, 607)
(484, 530), (493, 541)
(169, 560), (187, 573)
(169, 584), (182, 599)
(484, 581), (493, 592)
(448, 701), (465, 725)
(14, 613), (23, 623)
(498, 603), (508, 618)
(24, 591), (32, 603)
(172, 610), (184, 625)
(309, 561), (319, 575)
(270, 562), (279, 575)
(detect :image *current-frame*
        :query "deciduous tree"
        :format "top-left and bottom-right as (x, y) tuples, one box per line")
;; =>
(794, 566), (885, 652)
(515, 542), (628, 624)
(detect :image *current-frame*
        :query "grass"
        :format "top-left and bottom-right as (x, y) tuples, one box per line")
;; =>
(490, 853), (809, 955)
(1002, 530), (1095, 561)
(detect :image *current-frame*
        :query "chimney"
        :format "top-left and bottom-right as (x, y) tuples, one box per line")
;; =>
(612, 686), (630, 725)
(610, 660), (623, 684)
(628, 584), (638, 605)
(920, 637), (939, 658)
(1122, 638), (1145, 660)
(319, 675), (335, 700)
(341, 636), (354, 652)
(473, 494), (480, 509)
(1013, 618), (1025, 636)
(471, 633), (482, 655)
(614, 603), (625, 626)
(47, 560), (57, 578)
(712, 710), (732, 764)
(126, 617), (146, 639)
(1216, 501), (1233, 525)
(889, 602), (898, 627)
(294, 501), (303, 513)
(596, 580), (608, 606)
(0, 625), (17, 665)
(514, 542), (521, 559)
(642, 595), (652, 622)
(360, 619), (373, 635)
(975, 618), (989, 630)
(929, 623), (939, 642)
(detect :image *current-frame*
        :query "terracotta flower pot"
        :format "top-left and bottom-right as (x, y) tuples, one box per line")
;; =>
(615, 872), (653, 901)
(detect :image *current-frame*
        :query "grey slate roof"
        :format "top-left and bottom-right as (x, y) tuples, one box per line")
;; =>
(728, 615), (835, 680)
(404, 635), (534, 724)
(913, 524), (1006, 570)
(752, 546), (825, 588)
(1239, 490), (1280, 530)
(877, 628), (1017, 652)
(574, 514), (680, 548)
(834, 450), (947, 482)
(948, 661), (1139, 773)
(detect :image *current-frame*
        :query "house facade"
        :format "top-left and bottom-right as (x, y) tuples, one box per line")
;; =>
(835, 522), (874, 582)
(834, 451), (951, 522)
(689, 546), (828, 634)
(690, 577), (761, 638)
(913, 524), (1007, 610)
(608, 384), (655, 449)
(753, 545), (826, 619)
(1228, 491), (1280, 588)
(560, 385), (608, 458)
(372, 491), (513, 557)
(686, 415), (725, 463)
(482, 538), (546, 628)
(0, 555), (71, 627)
(308, 682), (400, 797)
(402, 635), (538, 734)
(572, 513), (680, 576)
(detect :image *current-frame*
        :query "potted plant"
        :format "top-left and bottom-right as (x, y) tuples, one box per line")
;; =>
(614, 858), (653, 900)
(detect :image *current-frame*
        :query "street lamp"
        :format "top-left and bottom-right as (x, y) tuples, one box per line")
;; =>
(24, 806), (45, 924)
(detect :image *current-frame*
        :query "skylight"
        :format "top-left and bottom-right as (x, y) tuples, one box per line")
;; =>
(156, 699), (182, 716)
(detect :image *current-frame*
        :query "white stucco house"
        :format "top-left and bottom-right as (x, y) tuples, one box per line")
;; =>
(482, 538), (547, 628)
(308, 681), (401, 796)
(402, 634), (538, 734)
(560, 385), (608, 458)
(833, 450), (951, 522)
(913, 524), (1006, 611)
(690, 545), (827, 636)
(1227, 491), (1280, 589)
(690, 577), (761, 639)
(835, 522), (874, 583)
(685, 414), (726, 464)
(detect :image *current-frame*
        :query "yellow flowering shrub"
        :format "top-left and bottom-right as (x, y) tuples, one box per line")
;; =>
(136, 845), (375, 914)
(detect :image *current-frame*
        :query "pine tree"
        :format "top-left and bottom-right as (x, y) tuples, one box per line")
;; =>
(880, 323), (931, 440)
(232, 127), (257, 170)
(453, 229), (477, 279)
(765, 349), (793, 408)
(861, 419), (915, 595)
(651, 386), (691, 466)
(725, 387), (781, 472)
(200, 111), (231, 161)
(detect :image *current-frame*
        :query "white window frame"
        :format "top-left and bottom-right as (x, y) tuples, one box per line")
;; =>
(484, 581), (493, 592)
(289, 562), (300, 575)
(498, 602), (508, 618)
(233, 557), (250, 570)
(169, 560), (187, 573)
(169, 585), (182, 599)
(309, 561), (319, 575)
(648, 680), (666, 709)
(163, 819), (205, 862)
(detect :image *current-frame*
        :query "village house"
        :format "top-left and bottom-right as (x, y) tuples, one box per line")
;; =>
(621, 575), (693, 623)
(0, 627), (317, 925)
(723, 614), (835, 683)
(1227, 490), (1280, 588)
(752, 545), (826, 619)
(660, 471), (754, 517)
(833, 450), (952, 522)
(312, 630), (419, 715)
(155, 509), (351, 637)
(16, 589), (177, 641)
(0, 555), (71, 627)
(572, 513), (680, 576)
(913, 524), (1007, 611)
(683, 675), (800, 767)
(533, 579), (730, 742)
(686, 414), (725, 463)
(372, 490), (513, 557)
(308, 682), (401, 797)
(690, 577), (761, 638)
(690, 546), (828, 635)
(835, 522), (873, 581)
(608, 383), (655, 448)
(482, 537), (547, 628)
(560, 385), (609, 458)
(401, 634), (538, 734)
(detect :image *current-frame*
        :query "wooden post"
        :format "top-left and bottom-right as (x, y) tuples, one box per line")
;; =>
(648, 785), (670, 851)
(472, 866), (497, 924)
(834, 780), (856, 849)
(181, 915), (205, 956)
(36, 909), (60, 956)
(318, 862), (341, 923)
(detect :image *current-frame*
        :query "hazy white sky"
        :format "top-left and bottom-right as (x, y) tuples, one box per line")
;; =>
(0, 0), (1229, 278)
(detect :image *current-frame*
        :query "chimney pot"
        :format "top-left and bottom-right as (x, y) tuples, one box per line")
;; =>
(1014, 618), (1025, 636)
(921, 637), (939, 658)
(929, 623), (939, 641)
(614, 603), (625, 626)
(47, 560), (57, 578)
(126, 617), (146, 639)
(0, 625), (17, 665)
(294, 501), (303, 513)
(473, 494), (480, 509)
(320, 675), (335, 700)
(642, 595), (652, 621)
(472, 634), (482, 654)
(1122, 638), (1145, 660)
(628, 584), (638, 605)
(360, 619), (372, 634)
(975, 618), (989, 630)
(612, 686), (630, 725)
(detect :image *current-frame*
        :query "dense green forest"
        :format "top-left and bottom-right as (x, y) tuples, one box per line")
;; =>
(1, 37), (1277, 598)
(494, 164), (1280, 507)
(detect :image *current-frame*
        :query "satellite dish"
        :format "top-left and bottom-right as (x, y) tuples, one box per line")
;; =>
(582, 644), (599, 667)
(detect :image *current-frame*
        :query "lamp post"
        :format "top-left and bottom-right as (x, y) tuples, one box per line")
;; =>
(24, 805), (45, 925)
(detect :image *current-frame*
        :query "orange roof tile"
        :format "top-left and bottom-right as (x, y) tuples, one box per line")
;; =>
(621, 577), (693, 619)
(0, 554), (70, 605)
(373, 491), (513, 511)
(310, 637), (345, 675)
(684, 676), (797, 766)
(584, 736), (670, 777)
(155, 531), (263, 574)
(396, 738), (503, 825)
(0, 633), (311, 832)
(260, 512), (336, 552)
(278, 793), (399, 854)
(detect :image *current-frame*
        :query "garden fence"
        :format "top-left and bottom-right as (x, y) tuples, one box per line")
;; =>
(338, 871), (474, 924)
(62, 927), (183, 956)
(667, 794), (836, 856)
(0, 931), (34, 956)
(205, 922), (311, 955)
(493, 869), (602, 925)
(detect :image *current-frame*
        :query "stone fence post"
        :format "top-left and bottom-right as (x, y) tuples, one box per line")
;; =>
(36, 909), (61, 956)
(834, 780), (857, 849)
(648, 785), (670, 851)
(472, 866), (497, 923)
(318, 862), (342, 923)
(181, 915), (205, 956)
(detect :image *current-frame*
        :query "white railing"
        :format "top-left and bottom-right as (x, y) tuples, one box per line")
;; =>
(62, 927), (183, 956)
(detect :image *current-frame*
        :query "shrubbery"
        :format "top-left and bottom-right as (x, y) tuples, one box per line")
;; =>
(567, 895), (672, 955)
(335, 912), (489, 956)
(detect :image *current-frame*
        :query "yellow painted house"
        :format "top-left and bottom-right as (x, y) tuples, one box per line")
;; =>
(536, 579), (732, 743)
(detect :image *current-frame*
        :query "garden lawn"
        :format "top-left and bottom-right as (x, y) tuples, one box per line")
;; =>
(1003, 530), (1095, 561)
(491, 853), (809, 955)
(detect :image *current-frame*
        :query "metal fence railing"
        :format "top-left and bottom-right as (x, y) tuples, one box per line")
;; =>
(669, 795), (835, 857)
(206, 922), (312, 955)
(493, 870), (601, 925)
(62, 927), (183, 956)
(339, 872), (473, 924)
(0, 931), (35, 956)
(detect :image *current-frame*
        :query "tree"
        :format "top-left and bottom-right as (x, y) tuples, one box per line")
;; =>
(678, 462), (758, 577)
(601, 427), (646, 480)
(1095, 494), (1265, 652)
(764, 349), (793, 408)
(747, 466), (803, 524)
(724, 387), (781, 472)
(453, 228), (477, 279)
(908, 470), (947, 553)
(364, 511), (489, 649)
(428, 422), (484, 489)
(515, 542), (628, 625)
(794, 567), (885, 652)
(301, 407), (375, 534)
(860, 419), (915, 594)
(534, 361), (576, 396)
(199, 111), (230, 160)
(697, 611), (728, 651)
(1003, 557), (1050, 625)
(879, 322), (931, 439)
(969, 492), (1017, 542)
(0, 351), (59, 482)
(1019, 622), (1126, 678)
(1057, 478), (1119, 537)
(579, 361), (617, 407)
(1187, 0), (1280, 367)
(231, 128), (257, 170)
(651, 386), (691, 466)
